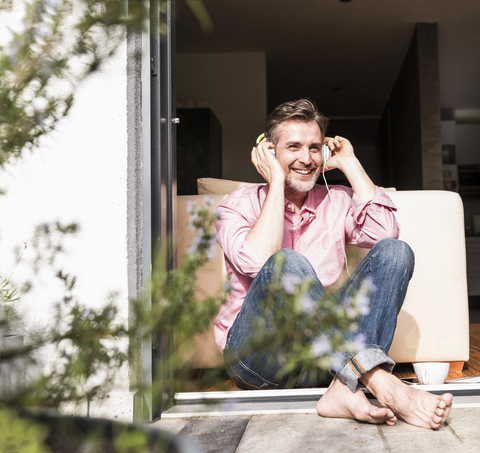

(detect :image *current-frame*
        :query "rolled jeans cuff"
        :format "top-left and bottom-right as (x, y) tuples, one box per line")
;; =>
(337, 347), (396, 393)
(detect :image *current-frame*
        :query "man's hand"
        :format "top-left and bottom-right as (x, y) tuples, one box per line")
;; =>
(246, 138), (285, 260)
(323, 135), (376, 202)
(251, 138), (285, 186)
(322, 135), (355, 172)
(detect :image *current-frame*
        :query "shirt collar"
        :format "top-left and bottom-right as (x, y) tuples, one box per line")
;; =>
(283, 186), (318, 216)
(302, 187), (318, 215)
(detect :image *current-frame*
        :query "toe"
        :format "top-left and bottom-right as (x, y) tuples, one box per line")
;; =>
(431, 421), (441, 429)
(370, 407), (385, 417)
(387, 414), (397, 424)
(442, 393), (453, 406)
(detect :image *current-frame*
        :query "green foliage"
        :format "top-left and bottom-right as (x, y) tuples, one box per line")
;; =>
(0, 406), (51, 453)
(0, 222), (129, 408)
(244, 252), (373, 387)
(0, 6), (220, 446)
(0, 406), (176, 453)
(1, 200), (371, 405)
(129, 199), (227, 394)
(0, 200), (374, 453)
(0, 201), (226, 409)
(0, 0), (212, 168)
(0, 0), (145, 165)
(31, 221), (79, 271)
(0, 275), (18, 303)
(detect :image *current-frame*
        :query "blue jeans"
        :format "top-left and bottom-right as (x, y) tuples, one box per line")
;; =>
(223, 239), (415, 392)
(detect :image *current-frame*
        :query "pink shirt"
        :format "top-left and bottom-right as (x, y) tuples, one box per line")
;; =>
(214, 184), (399, 352)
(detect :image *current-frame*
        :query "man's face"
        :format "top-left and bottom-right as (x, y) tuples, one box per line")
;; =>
(274, 119), (323, 193)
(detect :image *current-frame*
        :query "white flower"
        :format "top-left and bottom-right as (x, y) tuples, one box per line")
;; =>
(6, 42), (21, 63)
(206, 246), (216, 261)
(188, 212), (200, 230)
(188, 234), (201, 254)
(342, 296), (357, 317)
(300, 293), (315, 313)
(356, 294), (371, 316)
(312, 336), (330, 357)
(186, 201), (196, 214)
(331, 352), (345, 372)
(204, 196), (214, 206)
(363, 276), (376, 293)
(35, 24), (50, 39)
(159, 298), (170, 308)
(353, 333), (367, 351)
(45, 0), (60, 12)
(282, 273), (302, 294)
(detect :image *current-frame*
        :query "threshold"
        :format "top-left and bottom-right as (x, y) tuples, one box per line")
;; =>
(162, 383), (480, 418)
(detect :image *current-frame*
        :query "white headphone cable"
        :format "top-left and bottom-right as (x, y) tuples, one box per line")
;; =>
(321, 165), (351, 279)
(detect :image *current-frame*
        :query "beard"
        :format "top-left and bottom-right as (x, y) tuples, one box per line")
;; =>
(285, 165), (321, 192)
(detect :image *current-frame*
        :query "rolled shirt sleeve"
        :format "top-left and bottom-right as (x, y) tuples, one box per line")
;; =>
(215, 189), (268, 278)
(346, 187), (399, 247)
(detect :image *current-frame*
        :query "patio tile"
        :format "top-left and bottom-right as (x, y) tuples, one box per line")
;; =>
(152, 407), (480, 453)
(379, 417), (451, 434)
(177, 416), (251, 453)
(236, 414), (388, 453)
(152, 417), (190, 435)
(445, 407), (480, 452)
(379, 418), (461, 453)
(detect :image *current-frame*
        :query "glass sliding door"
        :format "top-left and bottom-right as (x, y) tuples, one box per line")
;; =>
(150, 0), (177, 419)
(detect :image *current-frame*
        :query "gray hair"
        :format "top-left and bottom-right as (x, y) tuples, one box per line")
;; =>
(265, 99), (329, 145)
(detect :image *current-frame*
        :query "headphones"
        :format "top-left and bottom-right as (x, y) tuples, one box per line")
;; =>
(256, 132), (331, 165)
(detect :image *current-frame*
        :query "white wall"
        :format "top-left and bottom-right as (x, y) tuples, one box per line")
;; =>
(176, 52), (267, 183)
(0, 32), (134, 420)
(0, 53), (129, 317)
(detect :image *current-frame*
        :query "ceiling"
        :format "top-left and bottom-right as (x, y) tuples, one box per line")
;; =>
(175, 0), (480, 120)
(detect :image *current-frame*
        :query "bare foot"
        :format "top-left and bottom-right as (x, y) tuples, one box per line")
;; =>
(361, 367), (453, 429)
(316, 376), (397, 426)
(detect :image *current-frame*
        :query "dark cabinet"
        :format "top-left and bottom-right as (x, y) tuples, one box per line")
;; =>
(176, 108), (222, 195)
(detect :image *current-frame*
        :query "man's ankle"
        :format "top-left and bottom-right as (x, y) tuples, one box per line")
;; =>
(359, 366), (397, 397)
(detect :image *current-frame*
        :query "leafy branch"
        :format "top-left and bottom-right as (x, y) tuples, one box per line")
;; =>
(0, 0), (213, 167)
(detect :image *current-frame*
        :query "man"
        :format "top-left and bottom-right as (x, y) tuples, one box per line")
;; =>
(214, 99), (452, 429)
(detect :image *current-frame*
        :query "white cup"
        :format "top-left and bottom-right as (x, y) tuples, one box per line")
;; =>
(413, 362), (450, 385)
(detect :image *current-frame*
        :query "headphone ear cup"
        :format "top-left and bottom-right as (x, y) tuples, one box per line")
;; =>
(322, 144), (331, 166)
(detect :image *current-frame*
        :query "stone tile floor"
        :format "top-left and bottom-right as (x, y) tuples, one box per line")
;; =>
(153, 407), (480, 453)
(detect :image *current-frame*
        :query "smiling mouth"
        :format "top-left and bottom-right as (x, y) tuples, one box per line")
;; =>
(291, 168), (315, 176)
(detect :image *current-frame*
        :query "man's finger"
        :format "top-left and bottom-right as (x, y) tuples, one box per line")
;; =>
(251, 147), (259, 166)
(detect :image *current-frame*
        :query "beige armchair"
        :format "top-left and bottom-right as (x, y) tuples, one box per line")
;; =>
(176, 178), (470, 372)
